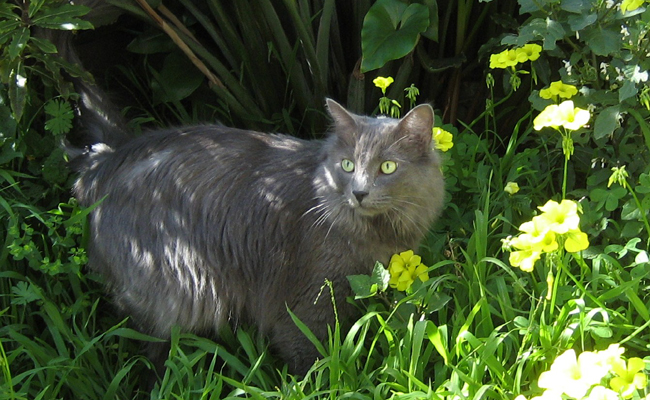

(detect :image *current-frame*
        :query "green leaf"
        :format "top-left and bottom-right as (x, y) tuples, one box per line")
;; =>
(8, 61), (27, 122)
(560, 0), (591, 13)
(42, 148), (69, 185)
(11, 281), (41, 305)
(567, 13), (596, 31)
(8, 27), (29, 60)
(28, 0), (47, 18)
(593, 105), (621, 140)
(370, 261), (390, 292)
(583, 25), (622, 56)
(420, 0), (439, 42)
(44, 99), (74, 135)
(517, 0), (548, 14)
(361, 0), (429, 72)
(519, 18), (565, 50)
(619, 80), (638, 103)
(31, 4), (93, 30)
(426, 322), (449, 364)
(151, 52), (204, 104)
(347, 274), (377, 299)
(29, 37), (58, 54)
(0, 19), (21, 46)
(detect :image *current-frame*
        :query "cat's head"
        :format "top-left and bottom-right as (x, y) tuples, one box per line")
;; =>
(315, 99), (444, 236)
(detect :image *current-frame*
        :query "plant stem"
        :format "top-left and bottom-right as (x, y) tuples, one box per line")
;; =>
(562, 153), (568, 199)
(624, 180), (650, 249)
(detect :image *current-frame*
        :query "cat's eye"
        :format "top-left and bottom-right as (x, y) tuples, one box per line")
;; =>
(341, 159), (355, 173)
(380, 161), (398, 175)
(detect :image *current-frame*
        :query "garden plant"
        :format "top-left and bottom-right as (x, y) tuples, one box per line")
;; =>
(0, 0), (649, 399)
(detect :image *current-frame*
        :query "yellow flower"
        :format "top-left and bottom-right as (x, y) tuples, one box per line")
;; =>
(539, 87), (554, 100)
(621, 0), (645, 13)
(489, 49), (518, 69)
(609, 357), (648, 399)
(556, 100), (590, 130)
(597, 344), (626, 365)
(506, 199), (589, 271)
(388, 250), (429, 291)
(432, 127), (454, 152)
(504, 181), (520, 195)
(586, 386), (620, 400)
(509, 248), (542, 272)
(503, 49), (519, 67)
(550, 81), (578, 99)
(564, 229), (589, 252)
(537, 199), (580, 234)
(489, 52), (507, 69)
(515, 43), (542, 63)
(538, 350), (610, 399)
(373, 76), (394, 94)
(534, 101), (590, 131)
(533, 104), (560, 130)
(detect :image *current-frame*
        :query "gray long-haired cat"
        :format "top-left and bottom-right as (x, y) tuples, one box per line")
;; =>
(70, 84), (444, 373)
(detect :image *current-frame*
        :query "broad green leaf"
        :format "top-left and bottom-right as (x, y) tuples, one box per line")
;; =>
(583, 25), (622, 56)
(347, 274), (376, 299)
(361, 0), (429, 72)
(560, 0), (591, 13)
(151, 52), (204, 104)
(370, 261), (390, 292)
(518, 0), (549, 14)
(421, 0), (439, 42)
(567, 13), (596, 31)
(593, 105), (621, 140)
(518, 18), (565, 50)
(619, 80), (638, 103)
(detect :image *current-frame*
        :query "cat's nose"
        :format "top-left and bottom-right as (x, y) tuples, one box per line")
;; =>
(353, 190), (369, 204)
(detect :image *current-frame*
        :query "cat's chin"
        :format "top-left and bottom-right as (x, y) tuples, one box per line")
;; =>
(351, 205), (385, 217)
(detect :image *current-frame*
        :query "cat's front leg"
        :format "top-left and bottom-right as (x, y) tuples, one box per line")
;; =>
(268, 313), (326, 375)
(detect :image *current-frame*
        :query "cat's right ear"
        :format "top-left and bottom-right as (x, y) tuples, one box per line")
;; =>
(326, 99), (357, 132)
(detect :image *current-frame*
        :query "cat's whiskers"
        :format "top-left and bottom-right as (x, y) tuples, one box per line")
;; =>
(385, 134), (410, 152)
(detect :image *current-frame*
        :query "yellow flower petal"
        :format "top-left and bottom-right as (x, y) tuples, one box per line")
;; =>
(432, 127), (454, 152)
(564, 229), (589, 252)
(373, 76), (394, 94)
(504, 181), (520, 195)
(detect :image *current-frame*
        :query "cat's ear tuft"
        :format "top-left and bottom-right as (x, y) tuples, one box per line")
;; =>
(397, 104), (434, 148)
(326, 98), (357, 131)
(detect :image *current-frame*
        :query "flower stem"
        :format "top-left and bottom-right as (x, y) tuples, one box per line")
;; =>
(624, 180), (650, 249)
(562, 155), (568, 199)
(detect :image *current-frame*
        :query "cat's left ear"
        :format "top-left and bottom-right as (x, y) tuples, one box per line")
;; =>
(397, 104), (434, 148)
(326, 98), (357, 132)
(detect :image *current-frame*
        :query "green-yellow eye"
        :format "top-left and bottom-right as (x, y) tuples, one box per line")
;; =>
(380, 161), (398, 174)
(341, 159), (355, 172)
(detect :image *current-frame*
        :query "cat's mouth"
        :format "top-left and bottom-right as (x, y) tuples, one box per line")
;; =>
(347, 198), (385, 217)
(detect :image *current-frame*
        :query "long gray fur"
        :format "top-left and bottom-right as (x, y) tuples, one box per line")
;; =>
(71, 98), (444, 374)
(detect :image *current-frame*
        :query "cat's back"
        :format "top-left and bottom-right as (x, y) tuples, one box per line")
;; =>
(74, 125), (323, 206)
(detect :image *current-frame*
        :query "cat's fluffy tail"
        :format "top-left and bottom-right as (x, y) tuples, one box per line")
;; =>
(39, 5), (131, 170)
